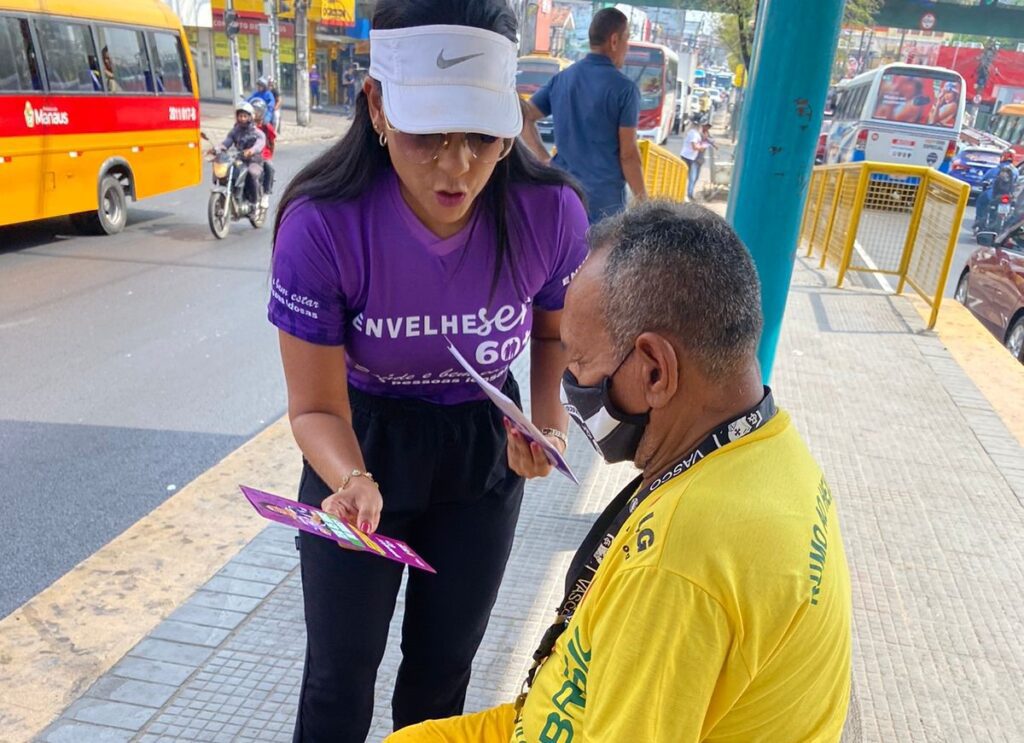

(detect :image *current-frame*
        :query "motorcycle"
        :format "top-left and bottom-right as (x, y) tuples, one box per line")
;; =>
(973, 179), (1019, 240)
(204, 139), (267, 239)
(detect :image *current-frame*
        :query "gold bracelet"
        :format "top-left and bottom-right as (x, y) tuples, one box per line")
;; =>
(541, 428), (568, 450)
(339, 469), (375, 491)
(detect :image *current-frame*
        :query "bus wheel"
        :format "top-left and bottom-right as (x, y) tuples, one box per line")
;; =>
(208, 192), (230, 239)
(73, 175), (128, 235)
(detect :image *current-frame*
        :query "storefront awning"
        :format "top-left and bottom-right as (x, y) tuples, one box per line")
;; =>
(314, 33), (362, 44)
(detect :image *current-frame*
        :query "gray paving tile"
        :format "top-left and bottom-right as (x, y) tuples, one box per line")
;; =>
(169, 602), (249, 630)
(187, 589), (265, 614)
(130, 638), (213, 667)
(108, 657), (197, 687)
(216, 562), (291, 585)
(62, 697), (155, 730)
(231, 547), (299, 571)
(203, 576), (276, 599)
(36, 720), (136, 743)
(86, 676), (178, 708)
(149, 619), (232, 648)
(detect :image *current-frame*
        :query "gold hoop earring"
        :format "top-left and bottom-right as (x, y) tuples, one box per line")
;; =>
(379, 130), (387, 147)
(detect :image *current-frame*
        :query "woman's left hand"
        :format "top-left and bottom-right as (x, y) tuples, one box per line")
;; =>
(504, 418), (565, 479)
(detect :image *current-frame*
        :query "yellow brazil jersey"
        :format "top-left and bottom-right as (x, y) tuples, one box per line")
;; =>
(385, 409), (851, 743)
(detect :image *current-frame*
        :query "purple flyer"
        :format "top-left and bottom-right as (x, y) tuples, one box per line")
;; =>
(240, 486), (436, 573)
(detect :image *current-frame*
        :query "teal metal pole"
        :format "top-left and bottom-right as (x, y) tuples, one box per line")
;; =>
(726, 0), (846, 382)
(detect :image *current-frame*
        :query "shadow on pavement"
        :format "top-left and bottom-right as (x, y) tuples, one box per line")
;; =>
(1, 209), (173, 255)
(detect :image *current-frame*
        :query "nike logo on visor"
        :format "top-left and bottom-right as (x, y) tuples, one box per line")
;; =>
(436, 50), (484, 69)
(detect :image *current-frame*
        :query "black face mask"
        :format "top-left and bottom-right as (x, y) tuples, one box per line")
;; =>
(561, 349), (651, 464)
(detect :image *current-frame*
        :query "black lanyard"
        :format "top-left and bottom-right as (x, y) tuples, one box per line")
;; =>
(515, 388), (777, 714)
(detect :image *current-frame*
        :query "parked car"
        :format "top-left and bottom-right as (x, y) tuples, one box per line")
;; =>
(956, 217), (1024, 362)
(949, 146), (1004, 202)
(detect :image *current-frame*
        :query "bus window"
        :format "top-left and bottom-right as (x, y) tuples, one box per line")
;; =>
(1009, 117), (1024, 145)
(624, 56), (664, 110)
(0, 16), (42, 91)
(35, 19), (102, 92)
(97, 26), (154, 94)
(147, 31), (192, 94)
(855, 86), (870, 118)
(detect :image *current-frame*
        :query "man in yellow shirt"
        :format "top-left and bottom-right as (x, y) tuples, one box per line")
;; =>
(388, 201), (852, 742)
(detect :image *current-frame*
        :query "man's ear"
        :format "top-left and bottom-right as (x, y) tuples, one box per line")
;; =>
(635, 332), (678, 410)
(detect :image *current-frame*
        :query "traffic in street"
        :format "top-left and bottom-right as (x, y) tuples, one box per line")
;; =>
(0, 142), (329, 618)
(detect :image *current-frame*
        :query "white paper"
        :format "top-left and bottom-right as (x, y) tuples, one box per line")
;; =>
(446, 339), (579, 484)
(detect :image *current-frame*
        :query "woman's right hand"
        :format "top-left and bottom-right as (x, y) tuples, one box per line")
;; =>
(321, 477), (383, 534)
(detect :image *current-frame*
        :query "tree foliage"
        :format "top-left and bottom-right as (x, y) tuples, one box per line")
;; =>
(707, 0), (882, 70)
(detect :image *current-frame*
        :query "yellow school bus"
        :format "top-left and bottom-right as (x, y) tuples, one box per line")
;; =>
(0, 0), (201, 233)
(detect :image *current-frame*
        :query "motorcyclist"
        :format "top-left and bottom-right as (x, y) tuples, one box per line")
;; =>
(248, 77), (276, 114)
(215, 101), (266, 211)
(251, 98), (276, 209)
(267, 76), (283, 132)
(974, 150), (1020, 231)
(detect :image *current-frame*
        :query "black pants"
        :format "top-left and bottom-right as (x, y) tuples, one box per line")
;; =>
(293, 377), (526, 743)
(262, 160), (275, 195)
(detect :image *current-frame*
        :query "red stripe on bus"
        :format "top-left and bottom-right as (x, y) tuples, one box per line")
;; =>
(0, 95), (200, 136)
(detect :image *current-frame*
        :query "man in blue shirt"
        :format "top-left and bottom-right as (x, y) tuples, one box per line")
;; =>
(522, 8), (648, 223)
(248, 77), (276, 115)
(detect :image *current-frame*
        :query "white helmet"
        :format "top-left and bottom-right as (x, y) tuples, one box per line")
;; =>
(236, 101), (254, 117)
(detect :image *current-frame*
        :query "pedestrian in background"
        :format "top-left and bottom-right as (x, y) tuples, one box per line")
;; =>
(309, 64), (321, 110)
(269, 0), (589, 740)
(680, 118), (713, 201)
(268, 76), (282, 132)
(386, 200), (853, 743)
(342, 64), (356, 116)
(521, 7), (648, 223)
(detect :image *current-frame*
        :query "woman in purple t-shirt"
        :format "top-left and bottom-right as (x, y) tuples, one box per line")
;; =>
(268, 1), (590, 740)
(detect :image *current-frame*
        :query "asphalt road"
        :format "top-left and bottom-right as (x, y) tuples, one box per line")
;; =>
(0, 142), (329, 619)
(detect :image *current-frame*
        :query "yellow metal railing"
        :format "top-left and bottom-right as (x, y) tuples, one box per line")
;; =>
(799, 162), (969, 329)
(638, 140), (688, 202)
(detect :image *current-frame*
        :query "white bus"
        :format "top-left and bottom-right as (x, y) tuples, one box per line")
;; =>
(824, 64), (966, 172)
(623, 41), (678, 145)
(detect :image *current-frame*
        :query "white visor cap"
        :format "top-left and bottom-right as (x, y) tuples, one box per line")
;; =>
(369, 24), (523, 139)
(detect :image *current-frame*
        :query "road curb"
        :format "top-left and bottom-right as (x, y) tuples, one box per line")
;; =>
(0, 417), (300, 743)
(908, 294), (1024, 447)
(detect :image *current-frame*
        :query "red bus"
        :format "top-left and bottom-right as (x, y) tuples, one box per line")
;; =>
(623, 41), (679, 145)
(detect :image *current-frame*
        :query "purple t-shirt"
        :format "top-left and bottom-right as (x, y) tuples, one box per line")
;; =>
(269, 168), (589, 405)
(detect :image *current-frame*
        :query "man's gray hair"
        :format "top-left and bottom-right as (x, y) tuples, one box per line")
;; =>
(588, 200), (763, 378)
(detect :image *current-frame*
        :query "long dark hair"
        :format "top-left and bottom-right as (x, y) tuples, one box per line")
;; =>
(274, 0), (583, 297)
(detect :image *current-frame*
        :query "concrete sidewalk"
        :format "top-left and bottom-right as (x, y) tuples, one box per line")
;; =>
(27, 250), (1024, 742)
